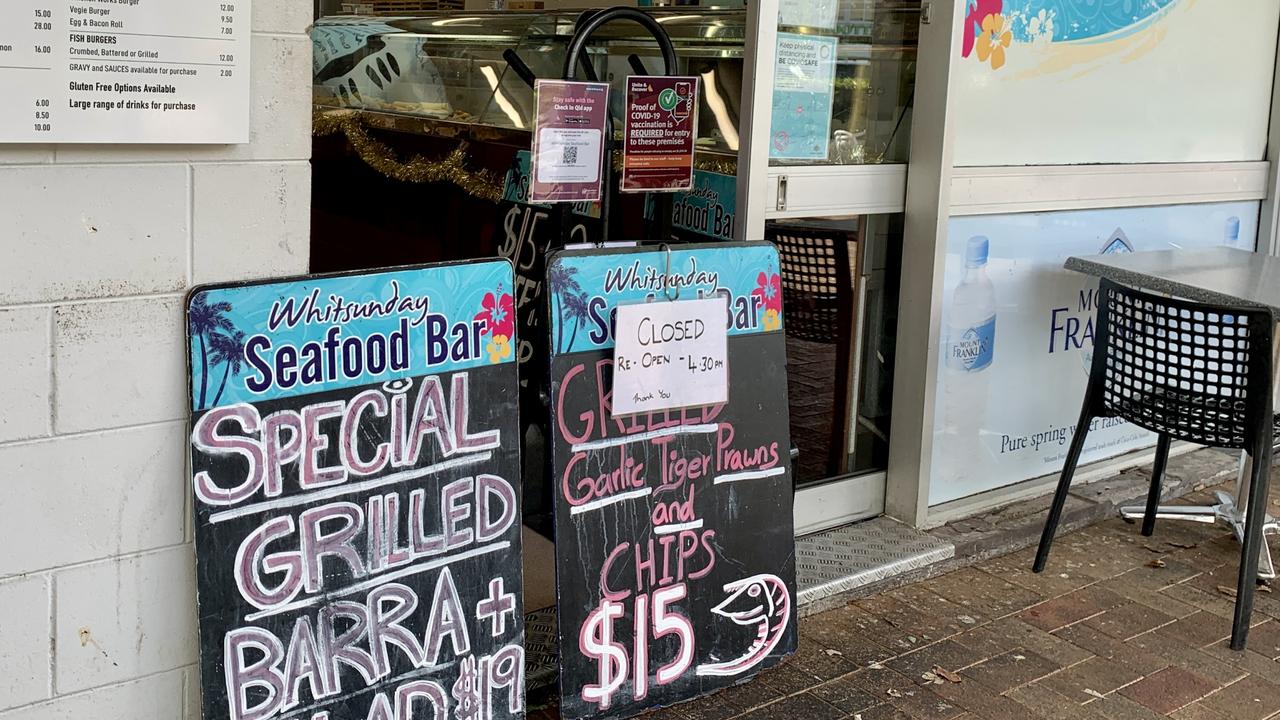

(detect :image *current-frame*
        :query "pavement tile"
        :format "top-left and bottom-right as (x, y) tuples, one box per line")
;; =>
(1039, 656), (1143, 704)
(1198, 675), (1280, 720)
(1159, 611), (1236, 648)
(926, 568), (1045, 619)
(982, 548), (1099, 598)
(848, 667), (920, 701)
(1045, 537), (1149, 581)
(845, 620), (932, 658)
(1087, 693), (1171, 720)
(886, 640), (993, 681)
(784, 638), (863, 684)
(850, 704), (914, 720)
(959, 648), (1061, 694)
(1123, 630), (1246, 685)
(927, 680), (1044, 720)
(1094, 576), (1202, 620)
(1197, 638), (1280, 686)
(716, 671), (793, 712)
(762, 661), (841, 698)
(800, 604), (899, 668)
(1050, 624), (1168, 676)
(1158, 581), (1240, 620)
(808, 672), (881, 715)
(1118, 666), (1219, 715)
(1182, 563), (1254, 601)
(1167, 702), (1233, 720)
(669, 693), (739, 720)
(1240, 620), (1280, 660)
(1081, 602), (1177, 641)
(956, 618), (1093, 667)
(1020, 587), (1127, 632)
(1006, 682), (1101, 720)
(1107, 557), (1202, 592)
(735, 691), (845, 720)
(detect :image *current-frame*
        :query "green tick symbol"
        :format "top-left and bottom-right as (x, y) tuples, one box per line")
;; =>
(658, 87), (680, 112)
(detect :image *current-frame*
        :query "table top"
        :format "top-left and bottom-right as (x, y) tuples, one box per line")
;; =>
(1065, 246), (1280, 313)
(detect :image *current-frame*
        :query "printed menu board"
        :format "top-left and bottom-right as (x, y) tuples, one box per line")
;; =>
(0, 0), (250, 143)
(185, 262), (526, 720)
(546, 243), (798, 719)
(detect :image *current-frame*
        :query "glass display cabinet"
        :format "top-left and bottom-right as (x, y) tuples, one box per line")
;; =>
(312, 10), (746, 163)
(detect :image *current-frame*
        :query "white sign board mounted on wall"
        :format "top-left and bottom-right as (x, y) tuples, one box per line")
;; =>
(0, 0), (251, 144)
(930, 201), (1261, 506)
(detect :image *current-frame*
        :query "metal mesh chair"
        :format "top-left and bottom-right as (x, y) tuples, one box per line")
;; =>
(1034, 279), (1275, 651)
(768, 226), (856, 477)
(772, 229), (851, 344)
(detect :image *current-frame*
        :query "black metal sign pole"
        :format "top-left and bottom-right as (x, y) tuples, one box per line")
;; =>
(560, 7), (679, 246)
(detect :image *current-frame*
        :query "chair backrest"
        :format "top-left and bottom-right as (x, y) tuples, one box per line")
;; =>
(1092, 278), (1275, 451)
(767, 225), (854, 344)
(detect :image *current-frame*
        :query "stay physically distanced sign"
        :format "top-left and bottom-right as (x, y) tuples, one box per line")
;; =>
(185, 261), (525, 720)
(545, 243), (798, 719)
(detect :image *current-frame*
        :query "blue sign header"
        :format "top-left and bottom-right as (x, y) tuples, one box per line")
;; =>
(188, 261), (516, 410)
(547, 244), (784, 355)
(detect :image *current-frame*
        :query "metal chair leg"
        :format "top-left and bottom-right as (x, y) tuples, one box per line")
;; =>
(1034, 408), (1094, 574)
(1232, 438), (1273, 651)
(1142, 434), (1172, 537)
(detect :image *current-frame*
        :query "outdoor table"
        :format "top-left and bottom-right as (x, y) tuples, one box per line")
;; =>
(1065, 246), (1280, 577)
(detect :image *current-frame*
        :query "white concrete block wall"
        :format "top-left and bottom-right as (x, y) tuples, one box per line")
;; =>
(0, 3), (313, 717)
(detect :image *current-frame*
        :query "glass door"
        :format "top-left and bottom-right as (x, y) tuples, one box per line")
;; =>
(736, 0), (921, 534)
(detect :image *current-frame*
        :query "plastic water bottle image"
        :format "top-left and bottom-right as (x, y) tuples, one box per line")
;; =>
(1225, 216), (1241, 248)
(941, 236), (997, 476)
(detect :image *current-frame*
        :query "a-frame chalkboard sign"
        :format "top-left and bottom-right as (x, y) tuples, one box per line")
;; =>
(185, 260), (526, 720)
(545, 242), (799, 719)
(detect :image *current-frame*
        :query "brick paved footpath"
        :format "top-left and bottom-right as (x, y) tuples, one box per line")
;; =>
(535, 477), (1280, 719)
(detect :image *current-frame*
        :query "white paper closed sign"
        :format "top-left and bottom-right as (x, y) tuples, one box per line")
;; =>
(612, 296), (728, 416)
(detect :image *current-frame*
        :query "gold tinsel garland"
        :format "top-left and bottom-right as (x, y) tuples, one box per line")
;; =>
(313, 110), (504, 202)
(314, 109), (740, 200)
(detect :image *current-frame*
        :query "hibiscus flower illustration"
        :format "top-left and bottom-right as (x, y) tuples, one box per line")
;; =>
(961, 0), (1002, 58)
(752, 271), (783, 314)
(473, 287), (515, 339)
(486, 334), (513, 364)
(976, 13), (1012, 70)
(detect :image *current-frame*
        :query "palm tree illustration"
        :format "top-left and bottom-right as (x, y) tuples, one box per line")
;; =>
(188, 293), (234, 409)
(209, 330), (247, 408)
(547, 262), (582, 353)
(562, 291), (591, 352)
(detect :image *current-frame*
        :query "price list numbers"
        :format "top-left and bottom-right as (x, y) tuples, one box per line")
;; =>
(0, 3), (58, 137)
(32, 6), (54, 134)
(220, 3), (236, 37)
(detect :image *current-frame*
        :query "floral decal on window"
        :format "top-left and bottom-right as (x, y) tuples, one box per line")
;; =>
(976, 13), (1013, 70)
(960, 0), (1180, 71)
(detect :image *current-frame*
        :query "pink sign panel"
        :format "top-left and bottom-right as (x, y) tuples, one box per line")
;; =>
(531, 80), (610, 204)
